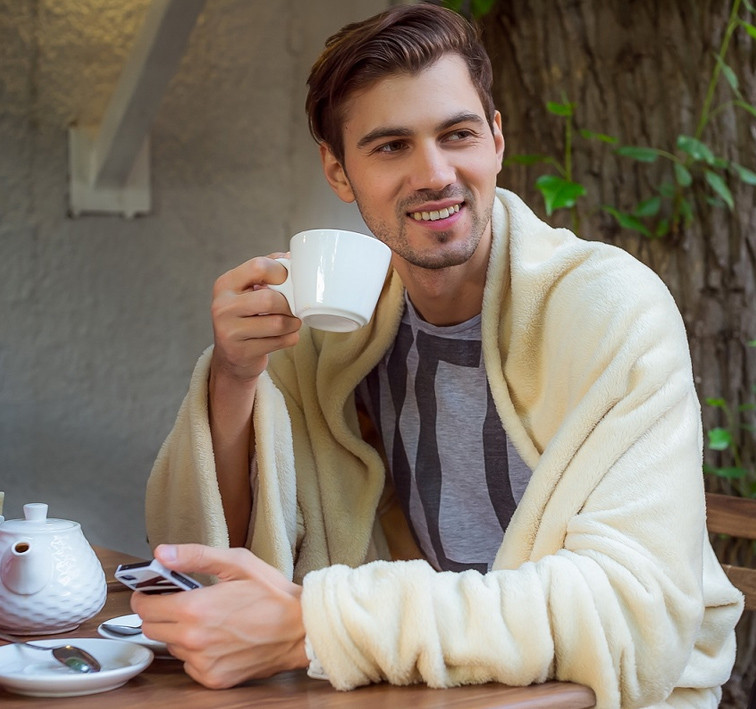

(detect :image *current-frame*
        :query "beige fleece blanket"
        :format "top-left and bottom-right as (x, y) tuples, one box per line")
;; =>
(146, 189), (743, 708)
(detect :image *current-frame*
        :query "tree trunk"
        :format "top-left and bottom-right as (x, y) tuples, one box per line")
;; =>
(479, 1), (755, 705)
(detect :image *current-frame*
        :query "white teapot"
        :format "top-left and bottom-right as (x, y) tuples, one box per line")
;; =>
(0, 502), (106, 634)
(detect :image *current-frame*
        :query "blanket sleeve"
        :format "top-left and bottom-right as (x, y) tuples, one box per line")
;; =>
(145, 347), (230, 550)
(300, 236), (742, 708)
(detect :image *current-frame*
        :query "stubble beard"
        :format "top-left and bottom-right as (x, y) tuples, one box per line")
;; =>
(355, 188), (492, 271)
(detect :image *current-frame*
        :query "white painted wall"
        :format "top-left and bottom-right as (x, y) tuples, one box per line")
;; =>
(0, 0), (389, 556)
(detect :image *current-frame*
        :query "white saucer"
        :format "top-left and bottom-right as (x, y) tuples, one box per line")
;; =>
(0, 637), (153, 697)
(98, 614), (172, 658)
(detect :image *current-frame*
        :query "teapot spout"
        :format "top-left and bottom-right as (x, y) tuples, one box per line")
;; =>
(0, 540), (53, 596)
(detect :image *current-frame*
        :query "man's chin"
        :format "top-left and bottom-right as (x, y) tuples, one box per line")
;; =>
(400, 247), (477, 271)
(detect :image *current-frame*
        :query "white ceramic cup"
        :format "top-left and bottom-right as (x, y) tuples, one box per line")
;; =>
(269, 228), (392, 332)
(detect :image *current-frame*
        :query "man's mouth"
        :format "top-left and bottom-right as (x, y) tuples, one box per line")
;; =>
(408, 203), (461, 222)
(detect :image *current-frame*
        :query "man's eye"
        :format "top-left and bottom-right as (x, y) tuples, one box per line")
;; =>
(375, 141), (406, 154)
(446, 129), (475, 142)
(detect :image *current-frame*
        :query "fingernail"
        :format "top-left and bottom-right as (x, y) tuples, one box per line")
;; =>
(158, 544), (177, 563)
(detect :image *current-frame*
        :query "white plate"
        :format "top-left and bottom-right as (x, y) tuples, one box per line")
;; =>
(0, 637), (153, 697)
(98, 614), (172, 658)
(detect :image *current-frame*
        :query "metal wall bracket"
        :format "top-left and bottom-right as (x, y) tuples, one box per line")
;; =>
(68, 0), (205, 218)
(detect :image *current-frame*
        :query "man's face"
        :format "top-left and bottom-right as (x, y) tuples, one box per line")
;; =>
(322, 53), (504, 272)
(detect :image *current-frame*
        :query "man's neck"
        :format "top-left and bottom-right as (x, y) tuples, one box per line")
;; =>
(398, 247), (489, 326)
(403, 277), (483, 326)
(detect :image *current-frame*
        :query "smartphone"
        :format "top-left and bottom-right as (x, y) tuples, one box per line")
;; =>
(115, 559), (203, 594)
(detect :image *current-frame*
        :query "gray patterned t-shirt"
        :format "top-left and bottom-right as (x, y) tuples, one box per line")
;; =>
(358, 295), (532, 573)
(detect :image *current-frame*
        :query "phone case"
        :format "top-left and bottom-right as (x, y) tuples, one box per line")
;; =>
(115, 559), (203, 594)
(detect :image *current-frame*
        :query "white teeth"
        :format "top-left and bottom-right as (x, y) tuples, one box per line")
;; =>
(410, 204), (460, 221)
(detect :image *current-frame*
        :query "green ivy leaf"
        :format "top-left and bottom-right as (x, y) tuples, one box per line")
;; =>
(655, 219), (670, 237)
(602, 206), (652, 237)
(741, 20), (756, 39)
(442, 0), (464, 11)
(658, 181), (676, 198)
(579, 129), (617, 144)
(679, 198), (694, 223)
(616, 146), (660, 162)
(677, 135), (715, 164)
(748, 339), (756, 347)
(546, 101), (575, 117)
(470, 0), (497, 17)
(731, 162), (756, 185)
(633, 196), (661, 217)
(712, 466), (748, 479)
(535, 175), (585, 215)
(674, 162), (692, 187)
(714, 54), (739, 92)
(705, 397), (727, 408)
(734, 99), (756, 118)
(705, 170), (734, 210)
(708, 427), (733, 451)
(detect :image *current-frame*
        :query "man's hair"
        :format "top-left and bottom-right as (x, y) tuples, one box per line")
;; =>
(305, 3), (495, 165)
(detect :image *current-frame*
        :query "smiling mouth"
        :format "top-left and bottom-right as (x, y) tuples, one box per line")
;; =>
(408, 203), (461, 222)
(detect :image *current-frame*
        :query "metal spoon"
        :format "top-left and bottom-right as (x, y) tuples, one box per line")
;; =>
(0, 632), (102, 673)
(100, 622), (142, 637)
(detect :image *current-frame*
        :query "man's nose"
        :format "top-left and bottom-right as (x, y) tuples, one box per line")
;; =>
(408, 143), (455, 191)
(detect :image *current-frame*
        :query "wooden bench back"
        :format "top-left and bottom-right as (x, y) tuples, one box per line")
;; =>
(705, 492), (756, 612)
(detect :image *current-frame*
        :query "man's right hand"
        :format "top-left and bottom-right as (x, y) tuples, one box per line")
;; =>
(210, 254), (302, 383)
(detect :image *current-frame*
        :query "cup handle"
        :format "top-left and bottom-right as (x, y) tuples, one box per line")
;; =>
(268, 257), (295, 313)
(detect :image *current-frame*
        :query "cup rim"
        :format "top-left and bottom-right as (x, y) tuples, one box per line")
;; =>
(291, 229), (390, 254)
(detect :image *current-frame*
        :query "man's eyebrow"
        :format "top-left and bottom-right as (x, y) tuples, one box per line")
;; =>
(356, 112), (486, 151)
(436, 112), (486, 132)
(357, 127), (413, 151)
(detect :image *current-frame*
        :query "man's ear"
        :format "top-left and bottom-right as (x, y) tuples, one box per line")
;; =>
(493, 111), (505, 174)
(320, 143), (356, 203)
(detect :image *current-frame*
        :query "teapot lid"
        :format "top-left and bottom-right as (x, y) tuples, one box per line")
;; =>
(0, 503), (78, 534)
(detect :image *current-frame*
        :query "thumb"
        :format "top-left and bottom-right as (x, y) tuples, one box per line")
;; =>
(154, 543), (257, 582)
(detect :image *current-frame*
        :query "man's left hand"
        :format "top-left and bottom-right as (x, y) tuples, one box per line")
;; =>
(131, 543), (308, 689)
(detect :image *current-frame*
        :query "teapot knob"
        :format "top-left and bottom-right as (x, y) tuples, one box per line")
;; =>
(23, 503), (48, 523)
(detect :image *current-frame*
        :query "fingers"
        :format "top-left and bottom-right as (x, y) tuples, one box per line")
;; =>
(212, 270), (295, 328)
(130, 577), (219, 639)
(213, 255), (288, 296)
(152, 544), (298, 599)
(210, 256), (302, 381)
(131, 546), (257, 627)
(213, 287), (297, 334)
(154, 544), (257, 582)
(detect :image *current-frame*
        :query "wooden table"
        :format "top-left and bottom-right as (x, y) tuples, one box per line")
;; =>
(0, 547), (596, 708)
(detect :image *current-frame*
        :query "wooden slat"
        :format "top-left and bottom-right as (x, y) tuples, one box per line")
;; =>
(722, 564), (756, 611)
(705, 493), (756, 611)
(705, 493), (756, 539)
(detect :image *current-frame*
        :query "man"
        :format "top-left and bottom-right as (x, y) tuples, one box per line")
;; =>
(137, 5), (743, 707)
